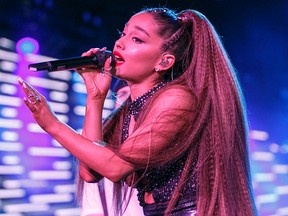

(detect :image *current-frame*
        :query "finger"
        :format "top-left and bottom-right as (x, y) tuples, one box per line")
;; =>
(81, 48), (100, 57)
(18, 77), (42, 104)
(18, 78), (39, 97)
(99, 47), (107, 52)
(102, 56), (114, 76)
(23, 97), (37, 112)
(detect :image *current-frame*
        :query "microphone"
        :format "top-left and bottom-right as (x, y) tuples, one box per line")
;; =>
(28, 50), (115, 72)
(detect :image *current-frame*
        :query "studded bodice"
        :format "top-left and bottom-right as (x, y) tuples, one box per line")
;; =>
(135, 155), (197, 206)
(120, 82), (197, 214)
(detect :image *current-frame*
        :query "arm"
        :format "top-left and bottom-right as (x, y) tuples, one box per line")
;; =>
(18, 77), (194, 182)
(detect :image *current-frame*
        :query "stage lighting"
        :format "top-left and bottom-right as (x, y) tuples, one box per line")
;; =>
(16, 37), (39, 55)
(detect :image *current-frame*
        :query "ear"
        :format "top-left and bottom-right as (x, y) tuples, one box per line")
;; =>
(156, 53), (175, 71)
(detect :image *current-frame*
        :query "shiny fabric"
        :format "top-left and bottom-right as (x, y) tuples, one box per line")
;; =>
(143, 198), (197, 216)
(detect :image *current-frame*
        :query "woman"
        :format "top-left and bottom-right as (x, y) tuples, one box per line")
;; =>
(18, 7), (257, 216)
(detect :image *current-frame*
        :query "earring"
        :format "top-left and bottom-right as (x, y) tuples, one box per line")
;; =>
(154, 67), (160, 72)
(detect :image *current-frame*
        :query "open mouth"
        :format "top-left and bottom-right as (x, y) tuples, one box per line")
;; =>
(113, 51), (125, 66)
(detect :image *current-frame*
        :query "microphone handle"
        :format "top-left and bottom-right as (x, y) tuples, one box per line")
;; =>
(28, 50), (115, 72)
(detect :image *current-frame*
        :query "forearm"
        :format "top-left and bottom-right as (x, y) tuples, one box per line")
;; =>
(80, 98), (105, 181)
(46, 118), (134, 182)
(82, 97), (105, 141)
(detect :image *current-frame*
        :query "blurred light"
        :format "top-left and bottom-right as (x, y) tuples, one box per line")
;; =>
(73, 105), (85, 116)
(49, 102), (70, 113)
(27, 123), (45, 133)
(0, 165), (25, 174)
(281, 144), (288, 153)
(0, 142), (23, 151)
(254, 173), (276, 182)
(28, 147), (70, 157)
(92, 16), (103, 27)
(103, 98), (115, 109)
(29, 171), (72, 180)
(0, 37), (15, 49)
(103, 109), (112, 119)
(49, 91), (68, 102)
(16, 37), (39, 55)
(0, 50), (19, 64)
(273, 165), (288, 174)
(0, 119), (22, 128)
(0, 72), (18, 84)
(275, 186), (288, 195)
(53, 184), (75, 193)
(29, 193), (73, 203)
(249, 130), (269, 141)
(269, 143), (280, 153)
(72, 83), (86, 94)
(48, 71), (72, 81)
(277, 207), (288, 215)
(27, 76), (69, 91)
(1, 107), (18, 118)
(0, 95), (22, 107)
(3, 179), (49, 189)
(1, 131), (19, 141)
(252, 152), (275, 161)
(52, 161), (72, 170)
(2, 156), (20, 165)
(0, 189), (26, 199)
(54, 208), (81, 216)
(256, 194), (278, 205)
(0, 83), (18, 95)
(0, 61), (17, 72)
(3, 203), (50, 213)
(55, 114), (69, 123)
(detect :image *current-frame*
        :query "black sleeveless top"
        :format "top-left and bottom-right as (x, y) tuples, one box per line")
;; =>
(121, 83), (197, 215)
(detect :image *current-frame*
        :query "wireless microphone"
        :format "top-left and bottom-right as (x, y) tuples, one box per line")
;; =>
(28, 50), (115, 72)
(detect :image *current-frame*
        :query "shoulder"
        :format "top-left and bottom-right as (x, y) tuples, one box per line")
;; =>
(155, 85), (195, 104)
(153, 84), (194, 110)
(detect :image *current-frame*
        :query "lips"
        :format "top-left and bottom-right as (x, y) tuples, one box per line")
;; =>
(113, 51), (125, 66)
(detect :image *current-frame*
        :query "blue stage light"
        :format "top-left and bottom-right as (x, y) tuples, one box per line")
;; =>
(16, 37), (39, 55)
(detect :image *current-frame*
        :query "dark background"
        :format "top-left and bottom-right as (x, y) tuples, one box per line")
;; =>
(1, 0), (287, 215)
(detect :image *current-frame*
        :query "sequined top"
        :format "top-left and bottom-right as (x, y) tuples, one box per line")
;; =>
(121, 83), (197, 215)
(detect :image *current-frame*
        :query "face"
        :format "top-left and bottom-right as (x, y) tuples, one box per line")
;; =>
(113, 12), (164, 84)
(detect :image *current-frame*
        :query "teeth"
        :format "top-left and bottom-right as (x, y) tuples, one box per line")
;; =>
(115, 55), (124, 62)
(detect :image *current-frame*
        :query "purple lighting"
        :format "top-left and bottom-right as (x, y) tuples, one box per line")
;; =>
(16, 37), (39, 55)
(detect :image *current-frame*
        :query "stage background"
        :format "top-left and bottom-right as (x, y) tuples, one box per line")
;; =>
(0, 0), (287, 215)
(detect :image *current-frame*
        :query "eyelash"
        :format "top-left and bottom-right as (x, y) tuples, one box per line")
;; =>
(117, 29), (125, 37)
(116, 29), (144, 43)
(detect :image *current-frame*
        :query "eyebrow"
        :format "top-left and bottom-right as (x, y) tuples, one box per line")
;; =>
(125, 23), (151, 38)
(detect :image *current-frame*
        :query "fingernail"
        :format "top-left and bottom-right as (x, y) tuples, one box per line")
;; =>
(18, 77), (23, 84)
(22, 81), (27, 89)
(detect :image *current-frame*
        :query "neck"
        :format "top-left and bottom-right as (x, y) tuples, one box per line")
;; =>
(128, 80), (162, 101)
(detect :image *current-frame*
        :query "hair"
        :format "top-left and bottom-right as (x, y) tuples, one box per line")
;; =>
(80, 7), (258, 216)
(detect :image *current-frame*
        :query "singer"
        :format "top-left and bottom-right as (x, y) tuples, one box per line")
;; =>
(18, 6), (257, 216)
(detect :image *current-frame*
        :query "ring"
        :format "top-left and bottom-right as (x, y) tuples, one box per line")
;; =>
(28, 93), (34, 98)
(101, 67), (113, 76)
(30, 95), (41, 105)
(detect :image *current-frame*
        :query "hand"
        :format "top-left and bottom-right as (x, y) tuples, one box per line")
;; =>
(18, 77), (59, 133)
(76, 47), (113, 100)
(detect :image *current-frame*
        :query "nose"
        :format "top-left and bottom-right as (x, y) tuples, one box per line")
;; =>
(114, 37), (124, 50)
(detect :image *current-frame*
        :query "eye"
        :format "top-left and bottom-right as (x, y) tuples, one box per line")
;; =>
(132, 37), (144, 43)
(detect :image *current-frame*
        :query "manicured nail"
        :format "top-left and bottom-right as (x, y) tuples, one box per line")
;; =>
(18, 77), (23, 84)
